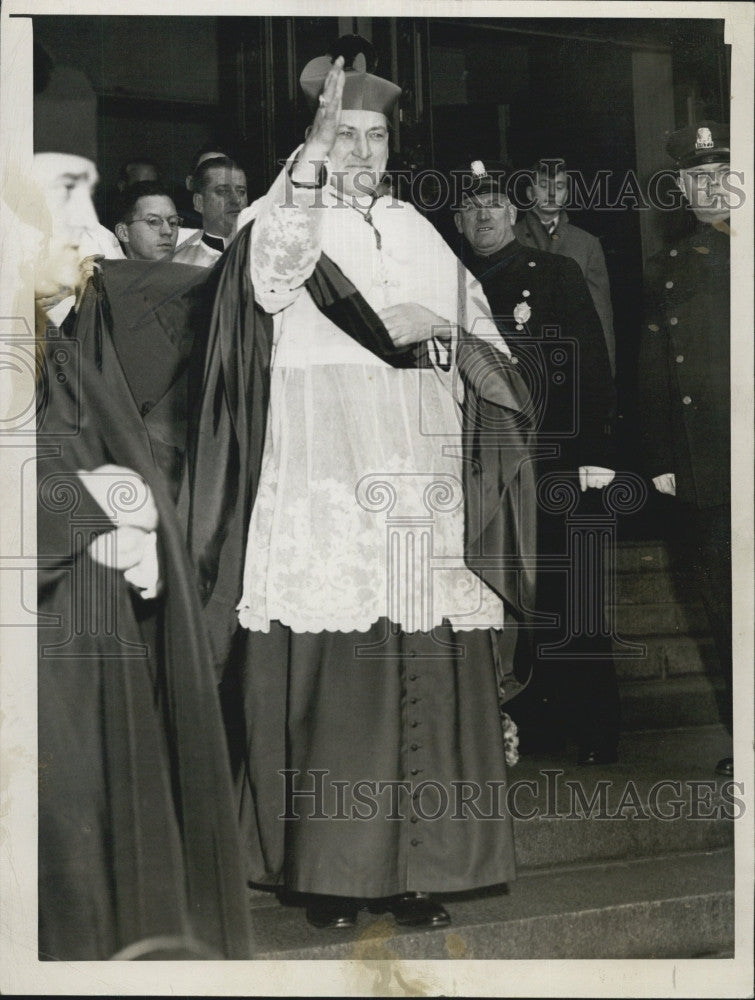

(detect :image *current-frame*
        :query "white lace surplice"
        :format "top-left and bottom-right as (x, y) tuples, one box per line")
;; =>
(238, 168), (508, 634)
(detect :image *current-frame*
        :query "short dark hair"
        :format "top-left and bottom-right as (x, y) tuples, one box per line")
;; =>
(530, 158), (568, 181)
(118, 157), (161, 185)
(189, 142), (235, 174)
(192, 156), (246, 194)
(116, 181), (175, 225)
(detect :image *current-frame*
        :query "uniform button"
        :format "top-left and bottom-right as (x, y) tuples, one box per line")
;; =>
(665, 281), (674, 289)
(682, 395), (692, 405)
(410, 697), (418, 704)
(411, 743), (420, 751)
(670, 249), (678, 257)
(669, 317), (678, 326)
(411, 721), (419, 728)
(515, 324), (523, 330)
(410, 768), (420, 775)
(408, 650), (416, 657)
(411, 839), (421, 846)
(676, 355), (684, 363)
(410, 816), (419, 824)
(409, 674), (417, 681)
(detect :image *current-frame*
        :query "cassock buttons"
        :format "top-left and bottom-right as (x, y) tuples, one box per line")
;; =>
(522, 290), (530, 297)
(665, 281), (674, 289)
(528, 261), (536, 268)
(682, 395), (692, 405)
(669, 317), (678, 326)
(670, 249), (678, 257)
(676, 355), (684, 363)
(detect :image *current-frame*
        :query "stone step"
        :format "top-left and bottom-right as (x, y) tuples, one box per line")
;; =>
(613, 633), (719, 680)
(511, 725), (734, 872)
(615, 540), (673, 573)
(619, 674), (728, 730)
(249, 847), (734, 960)
(612, 601), (709, 636)
(614, 567), (699, 605)
(248, 726), (735, 914)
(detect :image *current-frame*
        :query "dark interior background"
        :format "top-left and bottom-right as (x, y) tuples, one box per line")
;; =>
(32, 14), (729, 538)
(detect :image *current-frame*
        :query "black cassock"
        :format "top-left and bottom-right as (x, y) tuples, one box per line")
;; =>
(181, 224), (537, 896)
(37, 324), (251, 958)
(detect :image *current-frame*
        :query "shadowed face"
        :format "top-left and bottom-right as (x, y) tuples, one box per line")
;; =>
(31, 152), (100, 298)
(116, 194), (180, 261)
(328, 109), (390, 199)
(677, 161), (732, 224)
(193, 165), (248, 238)
(528, 169), (568, 219)
(454, 191), (518, 256)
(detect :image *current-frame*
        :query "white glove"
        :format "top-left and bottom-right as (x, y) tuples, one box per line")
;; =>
(578, 466), (616, 492)
(652, 472), (676, 496)
(77, 465), (158, 531)
(88, 527), (162, 600)
(123, 530), (162, 599)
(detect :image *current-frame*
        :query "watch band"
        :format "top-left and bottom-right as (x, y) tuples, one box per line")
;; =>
(287, 161), (327, 189)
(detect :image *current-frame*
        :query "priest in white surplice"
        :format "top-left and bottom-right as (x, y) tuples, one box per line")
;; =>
(234, 36), (523, 931)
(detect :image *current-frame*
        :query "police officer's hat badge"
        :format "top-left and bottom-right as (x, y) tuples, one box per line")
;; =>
(695, 127), (714, 150)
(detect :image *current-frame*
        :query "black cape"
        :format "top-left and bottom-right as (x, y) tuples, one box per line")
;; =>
(181, 221), (537, 699)
(37, 334), (251, 959)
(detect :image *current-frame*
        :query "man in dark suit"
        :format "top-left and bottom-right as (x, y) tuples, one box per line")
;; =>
(637, 122), (733, 776)
(514, 159), (616, 377)
(453, 159), (620, 765)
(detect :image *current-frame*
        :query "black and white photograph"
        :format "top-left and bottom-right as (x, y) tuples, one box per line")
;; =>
(0, 1), (752, 995)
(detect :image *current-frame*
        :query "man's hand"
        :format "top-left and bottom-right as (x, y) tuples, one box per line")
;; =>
(291, 55), (345, 184)
(378, 303), (452, 349)
(88, 525), (150, 570)
(77, 465), (159, 532)
(578, 466), (616, 491)
(88, 526), (162, 599)
(123, 530), (162, 600)
(74, 254), (103, 311)
(652, 472), (676, 496)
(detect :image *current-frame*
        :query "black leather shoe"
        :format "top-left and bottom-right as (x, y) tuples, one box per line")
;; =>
(577, 746), (619, 766)
(715, 756), (734, 777)
(305, 894), (360, 929)
(371, 892), (450, 928)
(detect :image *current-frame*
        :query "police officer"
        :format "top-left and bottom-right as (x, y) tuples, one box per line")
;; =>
(452, 160), (619, 765)
(637, 122), (733, 776)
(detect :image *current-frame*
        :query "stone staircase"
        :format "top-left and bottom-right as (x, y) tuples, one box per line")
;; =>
(246, 540), (735, 960)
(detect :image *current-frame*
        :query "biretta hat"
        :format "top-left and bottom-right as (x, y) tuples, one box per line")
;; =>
(666, 121), (730, 169)
(300, 34), (401, 116)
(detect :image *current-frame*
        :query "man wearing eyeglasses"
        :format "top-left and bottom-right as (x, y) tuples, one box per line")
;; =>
(114, 181), (183, 261)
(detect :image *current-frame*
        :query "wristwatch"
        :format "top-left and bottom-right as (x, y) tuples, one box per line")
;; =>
(287, 160), (327, 189)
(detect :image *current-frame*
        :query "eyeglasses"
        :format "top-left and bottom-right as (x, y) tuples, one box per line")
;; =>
(128, 214), (183, 230)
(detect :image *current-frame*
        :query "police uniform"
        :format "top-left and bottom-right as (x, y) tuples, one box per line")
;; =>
(514, 210), (616, 377)
(455, 160), (619, 763)
(638, 122), (732, 739)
